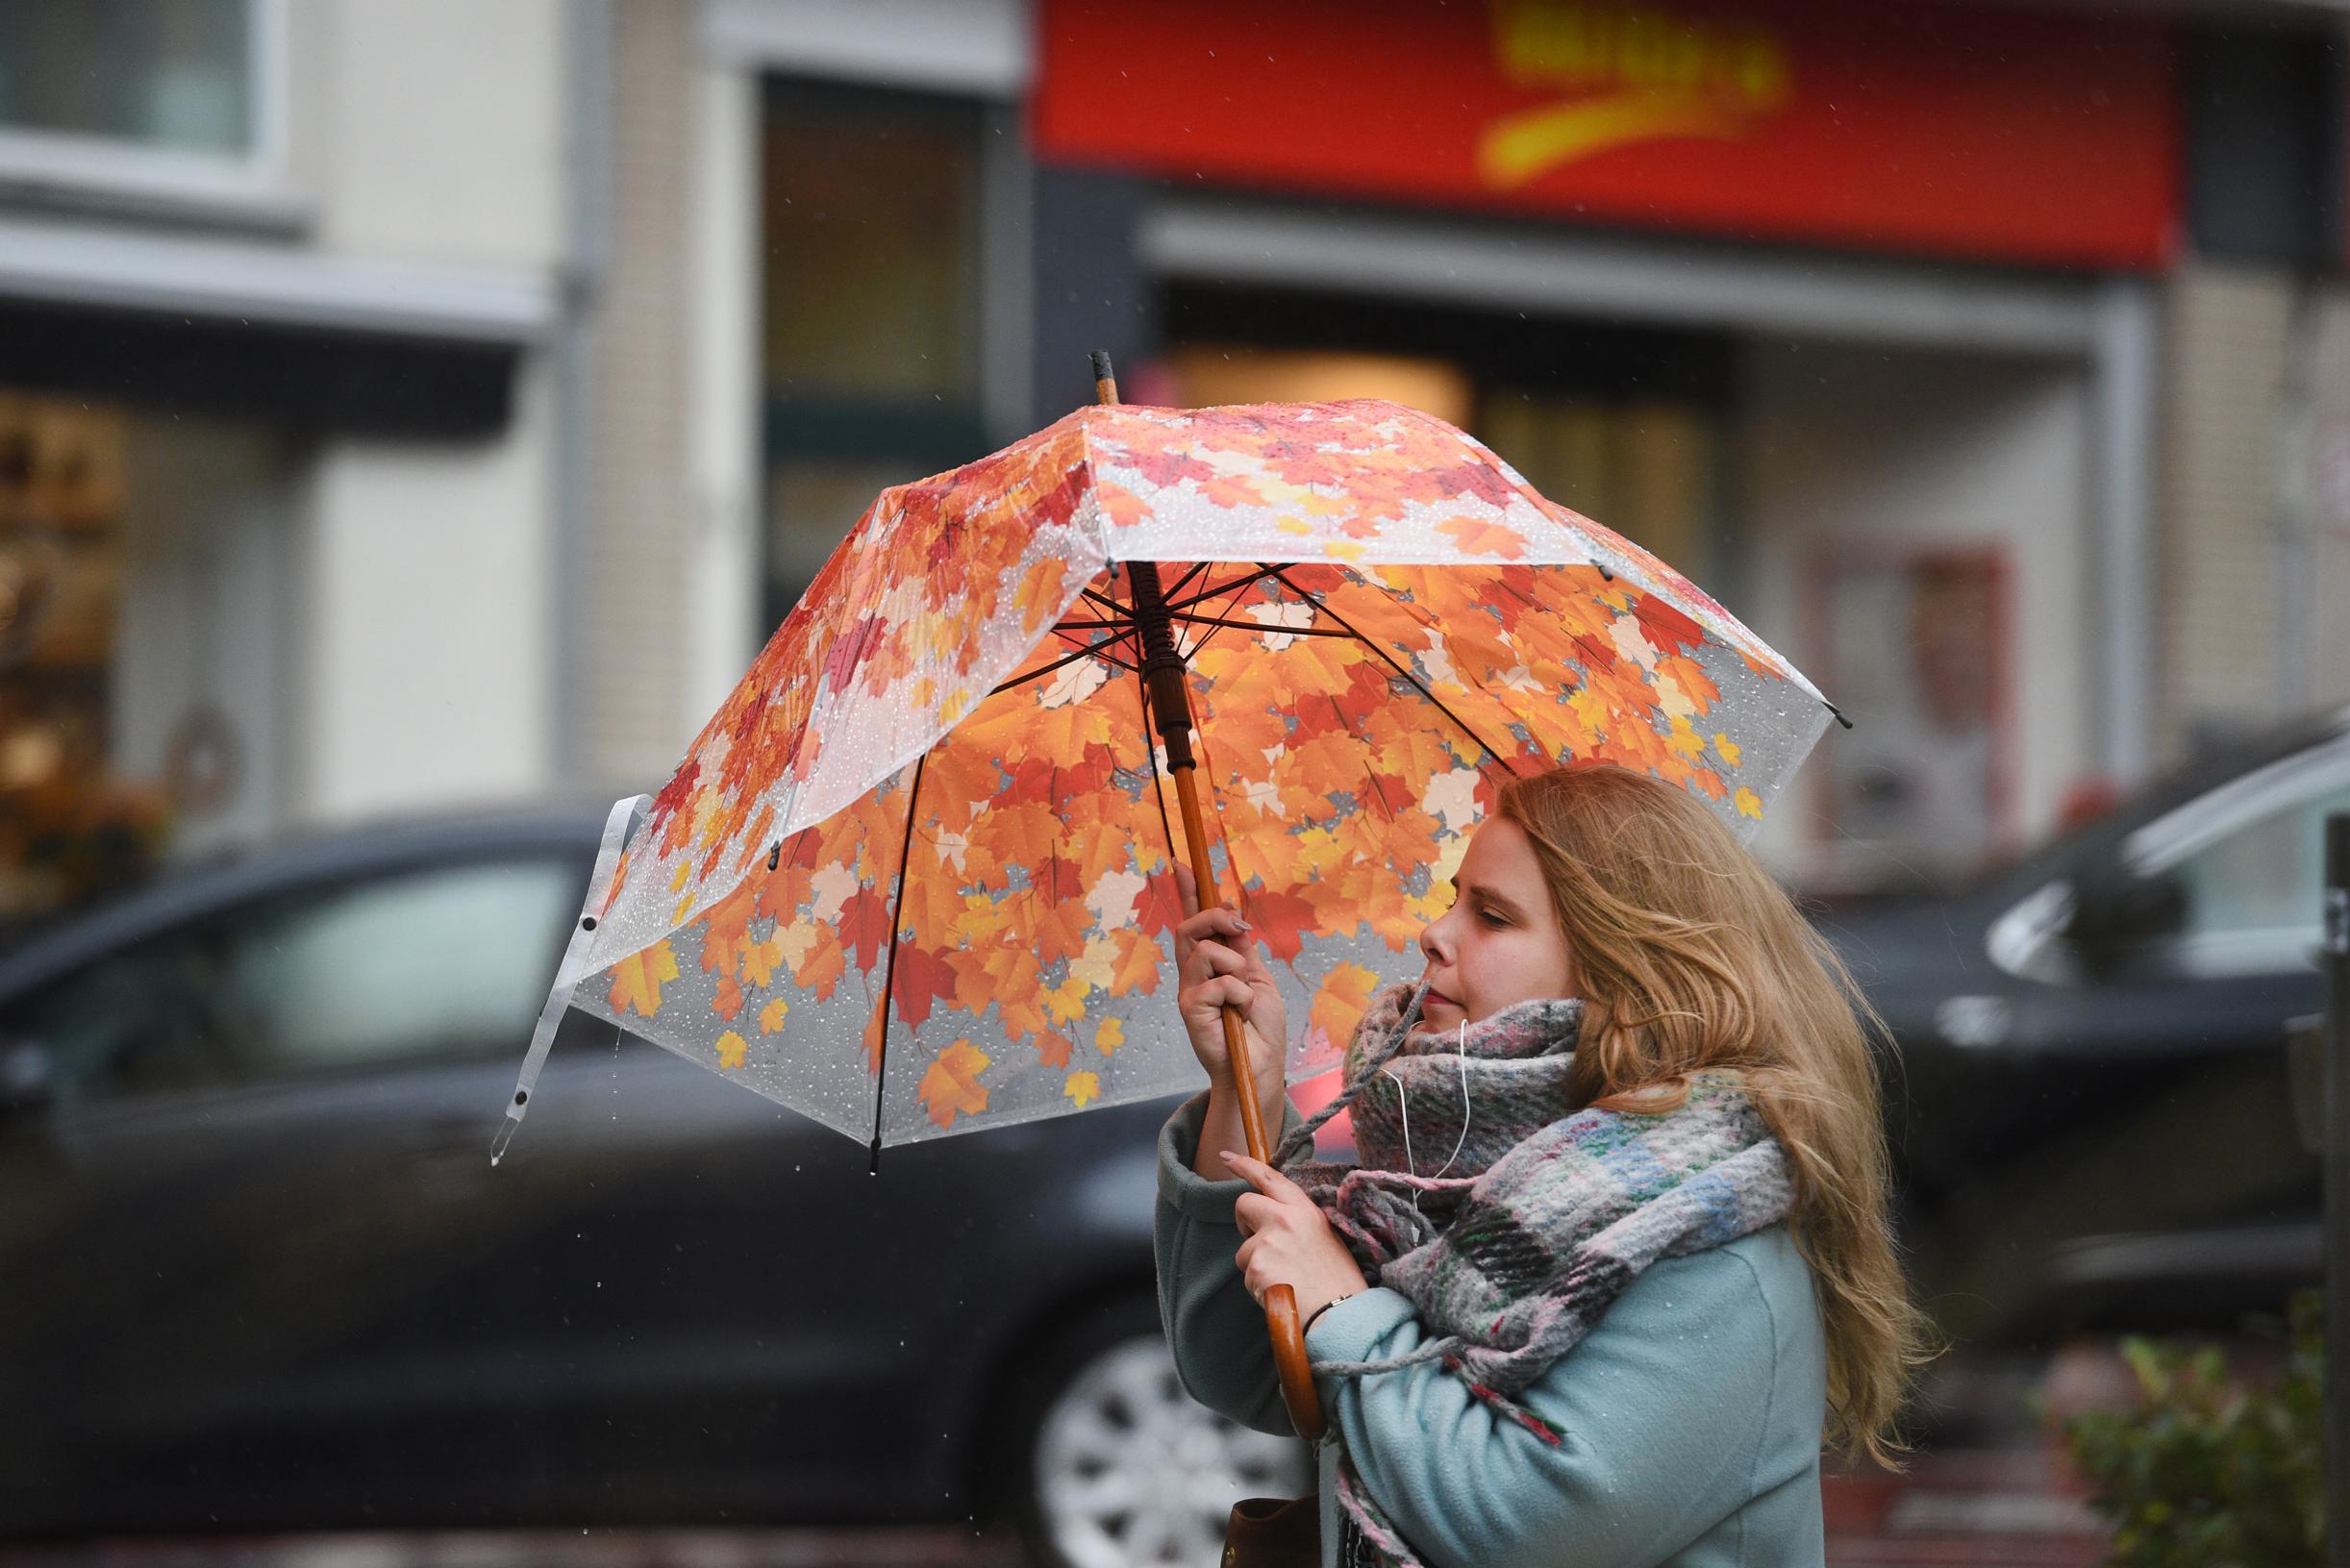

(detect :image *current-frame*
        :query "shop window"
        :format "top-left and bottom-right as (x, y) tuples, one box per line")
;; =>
(1812, 548), (2012, 886)
(1170, 346), (1473, 426)
(1481, 392), (1724, 590)
(1157, 286), (1732, 596)
(762, 79), (996, 628)
(0, 393), (156, 922)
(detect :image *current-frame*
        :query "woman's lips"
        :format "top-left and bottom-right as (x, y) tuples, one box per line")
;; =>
(1423, 987), (1459, 1009)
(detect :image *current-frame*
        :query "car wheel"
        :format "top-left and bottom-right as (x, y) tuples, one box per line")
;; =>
(1016, 1303), (1312, 1568)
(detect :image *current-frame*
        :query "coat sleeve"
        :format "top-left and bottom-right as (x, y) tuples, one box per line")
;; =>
(1306, 1247), (1785, 1568)
(1152, 1092), (1310, 1438)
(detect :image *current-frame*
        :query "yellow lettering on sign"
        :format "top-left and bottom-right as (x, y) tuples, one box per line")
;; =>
(1482, 0), (1792, 186)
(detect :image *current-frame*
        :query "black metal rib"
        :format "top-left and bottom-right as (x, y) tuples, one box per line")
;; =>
(1164, 561), (1211, 600)
(868, 751), (928, 1173)
(1167, 565), (1284, 612)
(1264, 565), (1521, 772)
(1170, 610), (1355, 638)
(991, 638), (1138, 697)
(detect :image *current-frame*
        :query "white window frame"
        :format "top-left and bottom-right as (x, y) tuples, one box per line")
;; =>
(0, 0), (301, 229)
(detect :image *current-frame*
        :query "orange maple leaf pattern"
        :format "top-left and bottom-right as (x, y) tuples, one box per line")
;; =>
(917, 1038), (991, 1130)
(606, 940), (679, 1019)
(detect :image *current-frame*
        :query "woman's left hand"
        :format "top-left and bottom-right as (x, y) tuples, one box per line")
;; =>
(1222, 1151), (1370, 1324)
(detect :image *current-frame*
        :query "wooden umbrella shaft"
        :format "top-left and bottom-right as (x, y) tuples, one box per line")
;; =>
(1127, 555), (1326, 1442)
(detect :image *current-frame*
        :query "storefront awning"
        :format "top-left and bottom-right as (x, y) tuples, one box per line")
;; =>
(0, 216), (558, 344)
(0, 217), (559, 436)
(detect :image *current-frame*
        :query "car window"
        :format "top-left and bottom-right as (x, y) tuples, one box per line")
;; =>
(9, 856), (587, 1101)
(223, 858), (585, 1076)
(5, 930), (240, 1101)
(2171, 782), (2350, 956)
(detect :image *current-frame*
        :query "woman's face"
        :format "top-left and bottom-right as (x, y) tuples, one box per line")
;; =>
(1412, 816), (1580, 1036)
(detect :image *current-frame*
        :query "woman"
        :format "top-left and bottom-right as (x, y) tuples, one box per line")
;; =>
(1154, 763), (1935, 1568)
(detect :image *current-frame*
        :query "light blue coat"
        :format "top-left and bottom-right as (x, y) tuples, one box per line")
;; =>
(1155, 1094), (1830, 1568)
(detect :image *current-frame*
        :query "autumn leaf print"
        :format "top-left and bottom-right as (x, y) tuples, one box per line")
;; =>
(888, 944), (960, 1032)
(1309, 963), (1381, 1050)
(918, 1039), (992, 1130)
(838, 885), (894, 973)
(1437, 514), (1526, 559)
(607, 940), (680, 1019)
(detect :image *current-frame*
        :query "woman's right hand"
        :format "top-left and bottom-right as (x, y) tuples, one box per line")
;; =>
(1171, 862), (1289, 1118)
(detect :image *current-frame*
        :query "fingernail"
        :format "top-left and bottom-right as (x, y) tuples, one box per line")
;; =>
(1218, 1150), (1238, 1162)
(1235, 917), (1251, 931)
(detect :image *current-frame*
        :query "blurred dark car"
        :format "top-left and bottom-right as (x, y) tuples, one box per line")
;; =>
(1820, 709), (2346, 1348)
(0, 809), (1304, 1561)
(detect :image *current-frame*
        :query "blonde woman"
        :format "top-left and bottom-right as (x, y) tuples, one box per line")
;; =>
(1157, 763), (1935, 1568)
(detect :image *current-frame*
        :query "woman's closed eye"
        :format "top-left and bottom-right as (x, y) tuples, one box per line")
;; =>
(1476, 907), (1509, 928)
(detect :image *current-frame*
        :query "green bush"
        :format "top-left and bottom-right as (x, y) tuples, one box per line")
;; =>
(2055, 1289), (2323, 1568)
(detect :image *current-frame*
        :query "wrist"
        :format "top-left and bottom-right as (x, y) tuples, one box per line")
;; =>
(1303, 1287), (1362, 1337)
(1206, 1075), (1287, 1122)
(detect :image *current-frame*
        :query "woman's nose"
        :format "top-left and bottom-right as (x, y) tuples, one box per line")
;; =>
(1419, 915), (1450, 963)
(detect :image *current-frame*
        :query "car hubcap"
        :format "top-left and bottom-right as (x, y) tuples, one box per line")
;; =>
(1035, 1334), (1311, 1568)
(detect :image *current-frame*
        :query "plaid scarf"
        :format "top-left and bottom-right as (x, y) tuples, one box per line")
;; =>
(1273, 980), (1795, 1568)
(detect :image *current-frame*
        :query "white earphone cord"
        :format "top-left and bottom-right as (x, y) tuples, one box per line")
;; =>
(1386, 1019), (1472, 1209)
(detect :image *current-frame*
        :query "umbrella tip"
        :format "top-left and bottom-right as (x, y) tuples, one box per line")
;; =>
(867, 1136), (883, 1175)
(1089, 350), (1118, 406)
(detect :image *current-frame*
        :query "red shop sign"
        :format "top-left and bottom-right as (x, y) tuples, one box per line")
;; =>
(1034, 0), (2178, 270)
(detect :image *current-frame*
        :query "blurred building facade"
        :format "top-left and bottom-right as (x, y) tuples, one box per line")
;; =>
(1, 0), (2346, 914)
(0, 0), (574, 915)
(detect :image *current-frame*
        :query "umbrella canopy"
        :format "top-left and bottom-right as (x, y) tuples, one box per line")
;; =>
(547, 397), (1835, 1151)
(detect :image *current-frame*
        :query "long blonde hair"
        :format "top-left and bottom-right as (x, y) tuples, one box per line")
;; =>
(1495, 762), (1938, 1468)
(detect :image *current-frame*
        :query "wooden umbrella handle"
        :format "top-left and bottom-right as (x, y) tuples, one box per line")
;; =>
(1174, 766), (1326, 1442)
(1219, 999), (1326, 1441)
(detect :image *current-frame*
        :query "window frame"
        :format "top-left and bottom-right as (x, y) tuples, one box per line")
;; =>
(0, 0), (300, 230)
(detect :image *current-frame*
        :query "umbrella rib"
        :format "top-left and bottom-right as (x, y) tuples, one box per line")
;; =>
(1081, 585), (1134, 620)
(869, 750), (929, 1165)
(1167, 565), (1281, 612)
(1169, 610), (1355, 638)
(1264, 565), (1523, 774)
(991, 638), (1137, 696)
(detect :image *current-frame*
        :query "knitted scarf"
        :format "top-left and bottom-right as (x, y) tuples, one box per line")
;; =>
(1271, 979), (1795, 1568)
